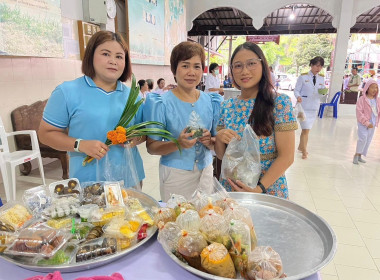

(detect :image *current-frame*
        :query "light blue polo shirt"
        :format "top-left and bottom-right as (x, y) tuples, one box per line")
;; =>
(143, 91), (223, 171)
(43, 76), (145, 186)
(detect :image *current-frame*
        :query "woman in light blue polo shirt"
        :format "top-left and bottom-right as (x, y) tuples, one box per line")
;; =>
(143, 42), (223, 201)
(38, 31), (145, 187)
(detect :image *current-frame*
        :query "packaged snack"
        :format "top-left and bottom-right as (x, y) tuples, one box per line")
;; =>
(246, 246), (284, 280)
(49, 178), (81, 198)
(0, 231), (17, 253)
(200, 242), (236, 278)
(81, 182), (106, 208)
(46, 217), (72, 229)
(104, 182), (124, 207)
(0, 201), (33, 230)
(86, 226), (104, 240)
(78, 204), (99, 222)
(89, 206), (126, 227)
(35, 243), (77, 266)
(190, 189), (209, 211)
(71, 223), (94, 241)
(104, 234), (134, 250)
(186, 111), (205, 139)
(174, 202), (196, 217)
(178, 230), (208, 271)
(229, 219), (251, 273)
(199, 199), (223, 218)
(176, 210), (201, 232)
(5, 225), (69, 258)
(0, 221), (15, 232)
(103, 217), (142, 239)
(157, 222), (181, 252)
(76, 237), (117, 263)
(23, 186), (52, 217)
(124, 197), (154, 226)
(166, 194), (187, 209)
(199, 212), (230, 248)
(215, 197), (238, 210)
(153, 207), (176, 227)
(44, 196), (80, 219)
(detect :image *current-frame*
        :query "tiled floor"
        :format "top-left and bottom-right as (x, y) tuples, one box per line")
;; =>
(1, 103), (380, 280)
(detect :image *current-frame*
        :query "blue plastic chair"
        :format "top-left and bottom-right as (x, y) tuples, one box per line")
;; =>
(318, 91), (342, 118)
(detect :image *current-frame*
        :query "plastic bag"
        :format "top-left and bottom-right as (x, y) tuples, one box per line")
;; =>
(178, 230), (208, 270)
(200, 242), (236, 278)
(221, 124), (261, 188)
(294, 102), (306, 122)
(245, 246), (284, 280)
(186, 111), (204, 139)
(96, 144), (141, 190)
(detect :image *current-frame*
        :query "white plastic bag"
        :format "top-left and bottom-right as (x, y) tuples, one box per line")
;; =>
(294, 102), (306, 122)
(221, 124), (261, 188)
(186, 111), (204, 138)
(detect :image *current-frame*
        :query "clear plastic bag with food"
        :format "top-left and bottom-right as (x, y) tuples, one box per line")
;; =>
(153, 207), (176, 228)
(71, 222), (94, 241)
(88, 206), (126, 227)
(186, 111), (205, 139)
(199, 197), (224, 218)
(157, 221), (181, 252)
(178, 230), (208, 271)
(229, 219), (252, 273)
(199, 212), (230, 248)
(200, 242), (236, 278)
(176, 209), (201, 231)
(124, 196), (154, 226)
(166, 194), (187, 209)
(294, 102), (306, 122)
(245, 246), (284, 280)
(221, 124), (261, 188)
(23, 186), (52, 217)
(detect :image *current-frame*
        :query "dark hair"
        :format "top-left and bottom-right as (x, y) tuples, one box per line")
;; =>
(209, 63), (219, 73)
(137, 79), (146, 89)
(352, 67), (358, 71)
(230, 42), (275, 137)
(157, 78), (165, 86)
(82, 31), (132, 82)
(309, 56), (324, 67)
(146, 79), (154, 90)
(170, 41), (205, 76)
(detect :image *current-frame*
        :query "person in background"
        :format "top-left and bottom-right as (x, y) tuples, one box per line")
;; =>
(154, 78), (171, 94)
(215, 42), (297, 199)
(38, 31), (146, 185)
(146, 79), (154, 92)
(223, 75), (232, 88)
(204, 62), (224, 95)
(345, 67), (361, 104)
(269, 66), (276, 88)
(343, 74), (350, 90)
(138, 79), (149, 99)
(143, 41), (223, 201)
(353, 79), (379, 164)
(294, 56), (326, 159)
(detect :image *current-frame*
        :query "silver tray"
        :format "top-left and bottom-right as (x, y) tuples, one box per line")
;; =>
(0, 189), (160, 273)
(164, 192), (337, 280)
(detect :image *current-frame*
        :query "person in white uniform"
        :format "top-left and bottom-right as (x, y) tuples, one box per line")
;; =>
(294, 56), (326, 159)
(204, 63), (224, 95)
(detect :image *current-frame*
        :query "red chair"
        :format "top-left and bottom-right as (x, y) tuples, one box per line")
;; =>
(318, 91), (342, 118)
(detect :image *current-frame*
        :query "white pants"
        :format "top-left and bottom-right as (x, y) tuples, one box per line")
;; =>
(159, 163), (213, 202)
(356, 122), (375, 156)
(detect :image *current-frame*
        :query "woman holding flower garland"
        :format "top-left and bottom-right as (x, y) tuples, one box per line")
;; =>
(143, 41), (223, 201)
(215, 42), (297, 199)
(38, 31), (145, 186)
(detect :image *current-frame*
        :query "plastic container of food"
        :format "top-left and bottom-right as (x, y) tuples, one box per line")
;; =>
(89, 206), (126, 227)
(0, 201), (33, 230)
(0, 231), (18, 253)
(81, 182), (106, 208)
(75, 237), (118, 263)
(71, 223), (94, 241)
(49, 178), (81, 198)
(104, 182), (124, 207)
(78, 204), (99, 222)
(46, 217), (72, 229)
(43, 196), (80, 219)
(34, 242), (78, 266)
(23, 186), (52, 217)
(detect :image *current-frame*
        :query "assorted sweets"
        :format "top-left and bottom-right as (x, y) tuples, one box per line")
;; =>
(0, 179), (155, 268)
(156, 189), (285, 280)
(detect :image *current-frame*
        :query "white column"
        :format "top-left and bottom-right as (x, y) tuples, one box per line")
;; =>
(328, 0), (355, 104)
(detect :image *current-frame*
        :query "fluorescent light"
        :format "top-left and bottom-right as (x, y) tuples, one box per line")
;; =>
(289, 13), (295, 20)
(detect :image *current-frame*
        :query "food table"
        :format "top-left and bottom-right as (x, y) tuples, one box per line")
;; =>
(0, 235), (321, 280)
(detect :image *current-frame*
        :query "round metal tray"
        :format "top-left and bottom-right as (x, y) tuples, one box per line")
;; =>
(1, 189), (160, 273)
(163, 192), (337, 280)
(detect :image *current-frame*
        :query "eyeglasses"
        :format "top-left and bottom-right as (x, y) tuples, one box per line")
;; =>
(231, 59), (262, 73)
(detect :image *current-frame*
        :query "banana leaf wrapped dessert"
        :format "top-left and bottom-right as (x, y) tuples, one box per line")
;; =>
(157, 222), (181, 252)
(199, 212), (230, 249)
(177, 230), (208, 271)
(200, 242), (236, 279)
(153, 207), (176, 228)
(229, 219), (251, 273)
(176, 209), (201, 232)
(223, 206), (257, 249)
(245, 246), (284, 280)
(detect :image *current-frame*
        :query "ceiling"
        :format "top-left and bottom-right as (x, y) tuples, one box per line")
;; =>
(188, 5), (380, 36)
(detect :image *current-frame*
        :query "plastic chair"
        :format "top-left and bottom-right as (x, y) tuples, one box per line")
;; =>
(0, 117), (46, 201)
(318, 91), (342, 118)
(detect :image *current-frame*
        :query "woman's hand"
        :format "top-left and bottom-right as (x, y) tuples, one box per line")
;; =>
(198, 129), (213, 148)
(228, 178), (263, 193)
(297, 96), (302, 103)
(79, 140), (109, 160)
(178, 128), (197, 149)
(216, 129), (240, 145)
(368, 124), (374, 128)
(122, 136), (147, 148)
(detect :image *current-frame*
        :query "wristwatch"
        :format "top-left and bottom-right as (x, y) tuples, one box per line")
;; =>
(257, 181), (267, 193)
(74, 139), (82, 152)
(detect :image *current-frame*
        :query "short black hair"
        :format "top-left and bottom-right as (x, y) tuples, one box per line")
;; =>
(352, 67), (358, 71)
(309, 56), (324, 67)
(157, 78), (165, 86)
(209, 63), (219, 73)
(137, 79), (146, 89)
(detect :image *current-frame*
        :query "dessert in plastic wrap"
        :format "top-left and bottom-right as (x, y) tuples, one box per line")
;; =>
(229, 219), (252, 273)
(5, 225), (69, 258)
(82, 182), (106, 207)
(89, 206), (126, 227)
(104, 182), (125, 207)
(157, 222), (181, 252)
(190, 189), (209, 212)
(71, 223), (94, 241)
(166, 194), (187, 209)
(0, 220), (15, 232)
(186, 111), (205, 139)
(199, 199), (224, 218)
(49, 178), (81, 198)
(75, 237), (118, 263)
(153, 207), (176, 227)
(223, 206), (258, 249)
(23, 186), (52, 217)
(46, 217), (72, 229)
(78, 204), (99, 222)
(44, 196), (79, 219)
(0, 231), (17, 253)
(245, 246), (284, 280)
(177, 230), (208, 271)
(0, 201), (33, 230)
(103, 217), (142, 239)
(35, 243), (77, 266)
(221, 124), (261, 188)
(199, 212), (230, 249)
(174, 202), (196, 217)
(124, 197), (154, 226)
(176, 209), (201, 232)
(86, 226), (104, 240)
(200, 242), (236, 279)
(215, 197), (238, 210)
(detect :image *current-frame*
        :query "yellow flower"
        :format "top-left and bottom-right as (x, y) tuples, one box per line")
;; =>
(117, 133), (127, 144)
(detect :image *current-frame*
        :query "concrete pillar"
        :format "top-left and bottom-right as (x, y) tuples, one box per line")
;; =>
(328, 0), (355, 104)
